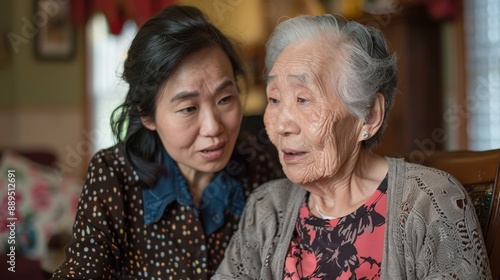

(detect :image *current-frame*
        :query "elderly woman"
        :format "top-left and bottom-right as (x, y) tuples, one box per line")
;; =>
(213, 14), (491, 279)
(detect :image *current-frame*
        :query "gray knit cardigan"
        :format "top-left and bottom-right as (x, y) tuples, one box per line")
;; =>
(213, 157), (492, 279)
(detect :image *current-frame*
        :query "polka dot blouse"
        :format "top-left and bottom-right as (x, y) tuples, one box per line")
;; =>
(51, 138), (282, 279)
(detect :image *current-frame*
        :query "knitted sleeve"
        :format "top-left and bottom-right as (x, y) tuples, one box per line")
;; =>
(212, 185), (268, 279)
(400, 164), (491, 279)
(213, 179), (297, 280)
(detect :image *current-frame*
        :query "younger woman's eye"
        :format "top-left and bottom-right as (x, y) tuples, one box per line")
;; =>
(179, 107), (196, 114)
(219, 95), (233, 105)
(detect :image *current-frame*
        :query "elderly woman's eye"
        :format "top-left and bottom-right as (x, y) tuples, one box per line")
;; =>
(297, 97), (307, 103)
(268, 97), (279, 104)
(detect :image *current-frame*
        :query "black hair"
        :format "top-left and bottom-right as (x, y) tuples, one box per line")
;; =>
(111, 5), (246, 186)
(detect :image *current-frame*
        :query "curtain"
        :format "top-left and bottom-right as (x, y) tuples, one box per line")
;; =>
(464, 0), (500, 150)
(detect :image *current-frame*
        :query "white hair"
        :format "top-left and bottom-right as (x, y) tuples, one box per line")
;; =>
(265, 14), (398, 149)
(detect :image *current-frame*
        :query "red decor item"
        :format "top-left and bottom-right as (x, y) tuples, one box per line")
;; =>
(70, 0), (177, 34)
(426, 0), (461, 20)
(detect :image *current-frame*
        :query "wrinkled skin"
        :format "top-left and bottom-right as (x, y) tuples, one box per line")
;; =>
(264, 39), (387, 216)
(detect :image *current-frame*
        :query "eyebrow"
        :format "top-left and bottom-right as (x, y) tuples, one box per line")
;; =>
(289, 74), (310, 84)
(216, 80), (235, 92)
(266, 75), (276, 84)
(169, 79), (235, 103)
(170, 91), (198, 103)
(266, 74), (310, 84)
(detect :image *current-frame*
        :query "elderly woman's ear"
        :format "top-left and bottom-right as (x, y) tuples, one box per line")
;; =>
(360, 93), (385, 142)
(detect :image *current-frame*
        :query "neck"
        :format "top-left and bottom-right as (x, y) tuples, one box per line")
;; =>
(308, 150), (387, 218)
(315, 203), (337, 219)
(189, 176), (212, 207)
(178, 166), (215, 207)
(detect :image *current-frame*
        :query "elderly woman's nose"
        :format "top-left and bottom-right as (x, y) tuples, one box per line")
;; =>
(275, 108), (299, 135)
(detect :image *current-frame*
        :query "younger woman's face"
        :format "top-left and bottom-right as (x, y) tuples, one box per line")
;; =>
(143, 47), (242, 180)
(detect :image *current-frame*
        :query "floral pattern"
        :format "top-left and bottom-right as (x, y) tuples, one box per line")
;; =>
(284, 177), (388, 280)
(0, 151), (82, 260)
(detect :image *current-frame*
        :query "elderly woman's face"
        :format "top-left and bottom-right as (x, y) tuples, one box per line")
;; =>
(264, 40), (363, 184)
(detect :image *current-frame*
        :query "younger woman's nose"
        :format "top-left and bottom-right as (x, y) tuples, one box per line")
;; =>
(200, 110), (223, 137)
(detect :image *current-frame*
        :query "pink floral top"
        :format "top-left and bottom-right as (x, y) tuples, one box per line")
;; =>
(284, 177), (388, 280)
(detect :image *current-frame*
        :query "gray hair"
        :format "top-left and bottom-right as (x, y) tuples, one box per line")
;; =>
(265, 14), (398, 149)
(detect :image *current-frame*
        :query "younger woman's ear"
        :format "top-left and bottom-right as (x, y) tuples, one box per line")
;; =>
(360, 93), (385, 141)
(141, 116), (156, 131)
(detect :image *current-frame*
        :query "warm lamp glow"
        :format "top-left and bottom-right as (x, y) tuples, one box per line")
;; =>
(180, 0), (267, 46)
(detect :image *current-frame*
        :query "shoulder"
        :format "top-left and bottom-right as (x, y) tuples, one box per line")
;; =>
(85, 144), (142, 189)
(396, 160), (473, 223)
(250, 178), (299, 198)
(388, 157), (467, 198)
(404, 161), (466, 197)
(236, 178), (305, 234)
(89, 144), (127, 168)
(244, 178), (304, 215)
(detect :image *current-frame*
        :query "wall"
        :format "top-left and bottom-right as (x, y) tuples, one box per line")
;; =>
(0, 0), (271, 180)
(0, 0), (270, 180)
(180, 0), (269, 115)
(0, 0), (87, 179)
(0, 0), (466, 182)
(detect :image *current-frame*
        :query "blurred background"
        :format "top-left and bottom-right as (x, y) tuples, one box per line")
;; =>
(0, 0), (499, 278)
(1, 0), (499, 179)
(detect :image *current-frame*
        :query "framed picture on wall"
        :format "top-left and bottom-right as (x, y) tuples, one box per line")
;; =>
(34, 0), (76, 61)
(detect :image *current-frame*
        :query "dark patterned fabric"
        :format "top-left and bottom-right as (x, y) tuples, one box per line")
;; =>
(51, 139), (282, 279)
(284, 177), (387, 280)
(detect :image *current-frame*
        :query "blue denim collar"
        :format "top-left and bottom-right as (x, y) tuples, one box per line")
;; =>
(142, 149), (245, 236)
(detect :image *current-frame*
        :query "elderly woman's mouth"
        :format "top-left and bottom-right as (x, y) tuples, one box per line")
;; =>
(282, 149), (307, 162)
